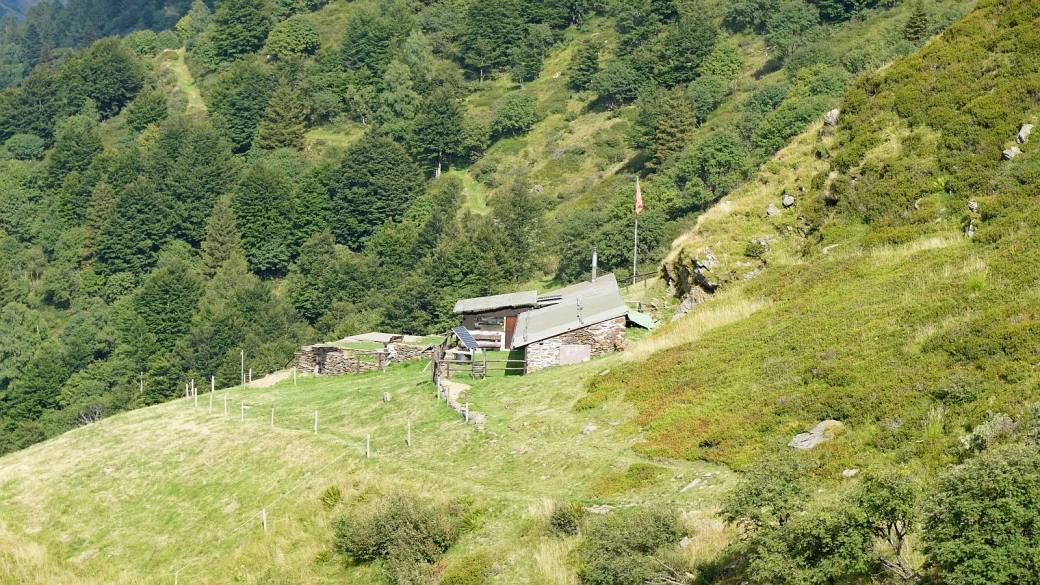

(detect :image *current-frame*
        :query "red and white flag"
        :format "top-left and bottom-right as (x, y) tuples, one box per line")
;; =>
(635, 177), (644, 215)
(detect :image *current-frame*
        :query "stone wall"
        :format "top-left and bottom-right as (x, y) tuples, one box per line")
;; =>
(298, 346), (385, 375)
(525, 316), (626, 372)
(299, 343), (434, 375)
(387, 343), (434, 363)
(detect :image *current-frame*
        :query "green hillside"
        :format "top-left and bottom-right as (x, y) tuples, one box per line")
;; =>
(9, 0), (1040, 583)
(0, 358), (731, 584)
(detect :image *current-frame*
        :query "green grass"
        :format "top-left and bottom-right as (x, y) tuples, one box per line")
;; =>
(161, 48), (205, 113)
(0, 358), (728, 584)
(446, 168), (489, 213)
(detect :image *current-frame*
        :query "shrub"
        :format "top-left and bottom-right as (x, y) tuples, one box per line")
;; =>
(491, 94), (538, 137)
(124, 30), (159, 56)
(923, 444), (1040, 585)
(4, 134), (45, 160)
(265, 17), (321, 57)
(332, 492), (463, 584)
(548, 499), (585, 535)
(578, 507), (686, 585)
(589, 463), (666, 496)
(440, 551), (493, 585)
(720, 451), (808, 532)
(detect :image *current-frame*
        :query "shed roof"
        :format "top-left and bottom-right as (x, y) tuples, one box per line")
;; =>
(338, 332), (405, 344)
(512, 282), (628, 349)
(537, 273), (620, 306)
(626, 309), (659, 330)
(453, 290), (539, 314)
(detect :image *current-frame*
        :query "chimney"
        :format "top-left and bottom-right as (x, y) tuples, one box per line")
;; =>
(591, 247), (598, 282)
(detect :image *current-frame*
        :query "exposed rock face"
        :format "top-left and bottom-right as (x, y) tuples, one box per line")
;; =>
(788, 420), (845, 450)
(824, 109), (840, 127)
(1018, 124), (1033, 144)
(782, 195), (796, 208)
(766, 203), (780, 216)
(968, 201), (978, 213)
(525, 316), (626, 372)
(1004, 146), (1023, 160)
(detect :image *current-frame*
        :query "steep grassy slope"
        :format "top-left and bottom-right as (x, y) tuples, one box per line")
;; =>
(0, 358), (730, 584)
(595, 0), (1040, 475)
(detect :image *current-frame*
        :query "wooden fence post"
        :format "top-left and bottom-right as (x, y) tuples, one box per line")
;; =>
(248, 369), (252, 384)
(366, 435), (370, 458)
(314, 410), (318, 433)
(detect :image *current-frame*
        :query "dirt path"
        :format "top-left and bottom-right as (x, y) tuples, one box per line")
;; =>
(161, 49), (206, 113)
(247, 370), (292, 389)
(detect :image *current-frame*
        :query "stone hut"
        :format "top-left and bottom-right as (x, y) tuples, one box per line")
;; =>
(453, 290), (539, 350)
(511, 274), (629, 372)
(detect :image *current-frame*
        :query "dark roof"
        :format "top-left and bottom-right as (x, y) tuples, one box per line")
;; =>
(512, 277), (628, 348)
(453, 290), (539, 314)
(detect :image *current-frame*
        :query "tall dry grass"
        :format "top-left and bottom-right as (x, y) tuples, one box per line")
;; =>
(626, 292), (770, 362)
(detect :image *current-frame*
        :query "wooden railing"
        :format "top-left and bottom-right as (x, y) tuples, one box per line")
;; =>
(621, 271), (658, 290)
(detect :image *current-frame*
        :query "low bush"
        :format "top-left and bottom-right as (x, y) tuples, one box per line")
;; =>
(548, 499), (585, 536)
(577, 507), (686, 585)
(332, 492), (463, 584)
(440, 551), (493, 585)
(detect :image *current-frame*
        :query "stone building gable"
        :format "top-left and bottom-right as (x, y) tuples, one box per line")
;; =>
(525, 316), (626, 372)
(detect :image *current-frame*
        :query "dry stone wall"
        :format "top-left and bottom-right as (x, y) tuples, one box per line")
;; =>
(525, 316), (626, 372)
(299, 343), (434, 376)
(298, 346), (384, 375)
(387, 343), (434, 363)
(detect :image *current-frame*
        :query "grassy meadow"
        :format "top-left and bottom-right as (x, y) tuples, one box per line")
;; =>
(0, 357), (730, 584)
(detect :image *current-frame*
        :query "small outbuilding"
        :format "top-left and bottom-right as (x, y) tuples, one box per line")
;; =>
(453, 290), (539, 349)
(511, 274), (629, 372)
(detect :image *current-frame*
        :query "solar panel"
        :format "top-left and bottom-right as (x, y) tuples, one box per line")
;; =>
(452, 326), (479, 350)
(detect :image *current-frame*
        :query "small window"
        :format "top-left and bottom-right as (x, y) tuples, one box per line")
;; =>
(475, 316), (505, 331)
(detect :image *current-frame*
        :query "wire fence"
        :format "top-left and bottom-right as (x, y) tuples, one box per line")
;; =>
(170, 381), (467, 584)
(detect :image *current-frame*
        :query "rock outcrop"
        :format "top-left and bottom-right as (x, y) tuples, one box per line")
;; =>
(788, 420), (845, 449)
(1018, 124), (1033, 144)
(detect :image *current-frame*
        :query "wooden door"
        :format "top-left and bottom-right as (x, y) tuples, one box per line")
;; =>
(505, 316), (518, 349)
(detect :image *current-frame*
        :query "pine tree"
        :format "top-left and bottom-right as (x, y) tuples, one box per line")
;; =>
(82, 181), (116, 260)
(0, 253), (13, 309)
(147, 116), (239, 247)
(22, 23), (41, 66)
(905, 0), (929, 44)
(96, 179), (171, 276)
(46, 116), (103, 189)
(568, 41), (600, 91)
(56, 171), (93, 225)
(212, 0), (272, 59)
(254, 80), (307, 150)
(410, 88), (463, 176)
(652, 91), (697, 167)
(126, 88), (169, 131)
(135, 261), (202, 350)
(328, 133), (424, 250)
(200, 197), (245, 277)
(231, 162), (296, 276)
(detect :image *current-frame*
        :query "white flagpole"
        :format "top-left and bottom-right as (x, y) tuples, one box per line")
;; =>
(633, 218), (638, 285)
(633, 178), (640, 284)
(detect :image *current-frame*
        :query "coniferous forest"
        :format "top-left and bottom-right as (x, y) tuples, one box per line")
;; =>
(0, 0), (972, 454)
